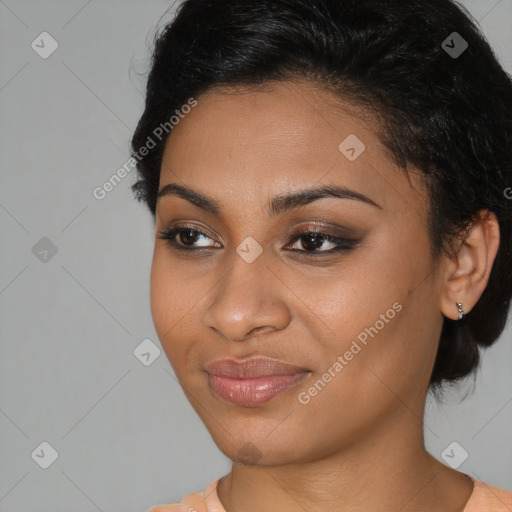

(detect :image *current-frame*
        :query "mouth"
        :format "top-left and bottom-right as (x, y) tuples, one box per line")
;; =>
(205, 356), (311, 407)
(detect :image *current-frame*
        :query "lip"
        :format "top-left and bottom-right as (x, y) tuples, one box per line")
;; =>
(205, 356), (309, 378)
(205, 357), (311, 407)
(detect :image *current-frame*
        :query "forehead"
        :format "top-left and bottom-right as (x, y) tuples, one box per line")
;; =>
(165, 80), (380, 159)
(159, 80), (426, 218)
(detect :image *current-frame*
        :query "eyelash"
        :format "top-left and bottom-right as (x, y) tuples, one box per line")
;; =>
(156, 225), (360, 256)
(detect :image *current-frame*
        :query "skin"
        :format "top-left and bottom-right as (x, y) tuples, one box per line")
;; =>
(150, 80), (500, 512)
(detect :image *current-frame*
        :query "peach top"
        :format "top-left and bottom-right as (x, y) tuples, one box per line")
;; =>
(146, 475), (512, 512)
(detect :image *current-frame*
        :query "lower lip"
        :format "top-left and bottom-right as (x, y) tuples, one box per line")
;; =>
(208, 372), (310, 407)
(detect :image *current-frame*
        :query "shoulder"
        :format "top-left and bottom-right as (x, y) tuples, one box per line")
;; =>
(145, 490), (203, 512)
(145, 490), (205, 512)
(464, 479), (512, 512)
(146, 505), (183, 512)
(146, 479), (222, 512)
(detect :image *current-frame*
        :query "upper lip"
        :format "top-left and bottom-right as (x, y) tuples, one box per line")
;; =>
(205, 356), (309, 378)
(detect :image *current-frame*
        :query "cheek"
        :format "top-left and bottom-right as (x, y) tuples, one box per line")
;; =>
(285, 246), (409, 344)
(293, 231), (435, 392)
(149, 251), (192, 366)
(149, 253), (171, 335)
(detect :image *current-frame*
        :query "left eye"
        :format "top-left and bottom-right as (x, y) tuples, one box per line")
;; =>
(285, 230), (359, 254)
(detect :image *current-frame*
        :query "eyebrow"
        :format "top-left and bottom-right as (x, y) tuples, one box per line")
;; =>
(156, 182), (382, 216)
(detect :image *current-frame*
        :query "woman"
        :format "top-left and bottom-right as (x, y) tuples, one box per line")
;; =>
(131, 0), (512, 510)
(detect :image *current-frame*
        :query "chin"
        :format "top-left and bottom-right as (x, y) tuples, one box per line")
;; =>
(206, 424), (312, 467)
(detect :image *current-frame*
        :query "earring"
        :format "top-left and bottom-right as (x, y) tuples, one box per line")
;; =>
(456, 302), (465, 320)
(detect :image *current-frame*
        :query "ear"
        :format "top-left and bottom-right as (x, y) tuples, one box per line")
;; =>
(440, 210), (500, 320)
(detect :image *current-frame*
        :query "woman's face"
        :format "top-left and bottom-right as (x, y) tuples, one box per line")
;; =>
(151, 80), (447, 465)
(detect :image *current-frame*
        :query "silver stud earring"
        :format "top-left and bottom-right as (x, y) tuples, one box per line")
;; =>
(456, 302), (465, 320)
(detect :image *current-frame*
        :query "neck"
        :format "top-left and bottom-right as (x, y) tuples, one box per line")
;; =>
(216, 408), (474, 512)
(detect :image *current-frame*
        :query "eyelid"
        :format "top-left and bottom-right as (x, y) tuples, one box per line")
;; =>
(159, 222), (220, 241)
(157, 224), (220, 250)
(283, 220), (360, 239)
(157, 220), (355, 242)
(284, 226), (360, 253)
(157, 221), (362, 255)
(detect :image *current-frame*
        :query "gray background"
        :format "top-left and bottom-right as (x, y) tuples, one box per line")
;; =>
(0, 1), (511, 511)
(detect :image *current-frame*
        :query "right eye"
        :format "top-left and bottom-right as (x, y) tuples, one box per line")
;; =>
(157, 226), (222, 251)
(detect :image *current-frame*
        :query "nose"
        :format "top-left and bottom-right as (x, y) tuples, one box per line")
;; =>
(202, 254), (292, 343)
